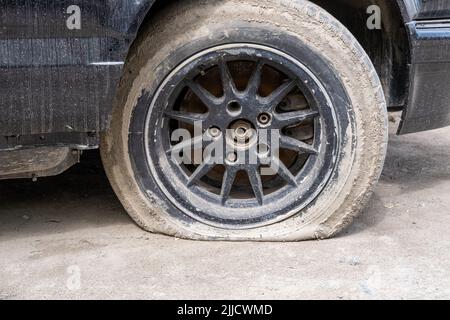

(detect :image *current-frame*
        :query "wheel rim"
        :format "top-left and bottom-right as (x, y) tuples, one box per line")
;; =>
(144, 43), (339, 229)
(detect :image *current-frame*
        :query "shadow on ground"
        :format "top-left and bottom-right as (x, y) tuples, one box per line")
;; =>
(0, 151), (133, 239)
(344, 126), (450, 236)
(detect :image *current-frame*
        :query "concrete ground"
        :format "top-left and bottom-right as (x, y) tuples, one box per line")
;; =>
(1, 119), (450, 300)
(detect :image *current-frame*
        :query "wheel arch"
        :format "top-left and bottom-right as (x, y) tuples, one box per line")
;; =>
(124, 0), (411, 112)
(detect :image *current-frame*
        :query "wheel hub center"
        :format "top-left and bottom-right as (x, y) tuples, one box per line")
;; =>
(229, 120), (256, 148)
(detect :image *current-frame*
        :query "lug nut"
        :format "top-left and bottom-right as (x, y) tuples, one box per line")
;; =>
(208, 126), (221, 138)
(258, 113), (271, 125)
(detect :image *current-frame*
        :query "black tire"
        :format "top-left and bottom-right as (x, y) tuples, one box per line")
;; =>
(101, 0), (388, 241)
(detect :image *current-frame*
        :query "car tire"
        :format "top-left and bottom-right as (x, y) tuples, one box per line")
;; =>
(101, 0), (388, 241)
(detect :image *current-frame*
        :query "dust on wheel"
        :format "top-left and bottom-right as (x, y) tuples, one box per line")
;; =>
(102, 0), (387, 241)
(141, 44), (338, 228)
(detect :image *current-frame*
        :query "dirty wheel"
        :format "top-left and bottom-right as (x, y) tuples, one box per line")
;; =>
(101, 0), (388, 241)
(144, 44), (337, 227)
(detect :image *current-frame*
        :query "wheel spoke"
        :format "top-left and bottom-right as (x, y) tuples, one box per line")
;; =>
(264, 79), (296, 109)
(219, 60), (238, 97)
(164, 110), (208, 125)
(247, 166), (264, 205)
(145, 44), (340, 226)
(272, 157), (298, 186)
(246, 60), (264, 95)
(187, 81), (222, 108)
(279, 135), (318, 154)
(167, 135), (204, 155)
(187, 156), (214, 187)
(220, 168), (237, 205)
(274, 109), (319, 128)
